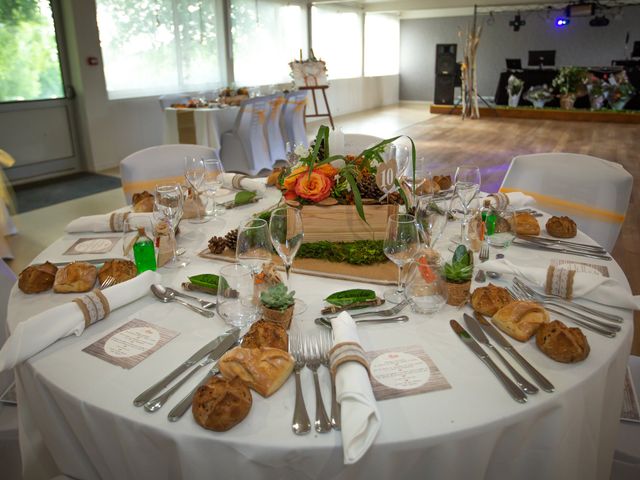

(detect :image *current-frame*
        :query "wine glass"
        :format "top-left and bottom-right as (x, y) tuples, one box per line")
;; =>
(203, 158), (225, 217)
(269, 206), (306, 313)
(415, 196), (449, 251)
(453, 165), (481, 245)
(391, 144), (412, 177)
(184, 157), (208, 224)
(383, 213), (420, 304)
(154, 183), (189, 268)
(236, 218), (272, 274)
(405, 156), (431, 208)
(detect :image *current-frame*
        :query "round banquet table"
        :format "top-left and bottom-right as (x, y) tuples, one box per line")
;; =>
(7, 187), (634, 480)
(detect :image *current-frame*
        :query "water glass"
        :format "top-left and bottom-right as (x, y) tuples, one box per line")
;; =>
(406, 259), (448, 315)
(217, 264), (260, 328)
(236, 218), (272, 274)
(383, 213), (420, 304)
(453, 165), (481, 245)
(204, 158), (225, 216)
(415, 196), (449, 249)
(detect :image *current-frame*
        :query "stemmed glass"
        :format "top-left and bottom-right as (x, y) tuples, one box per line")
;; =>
(453, 165), (481, 245)
(405, 156), (431, 207)
(269, 206), (306, 313)
(184, 157), (208, 224)
(415, 196), (449, 251)
(154, 183), (189, 268)
(203, 158), (225, 217)
(383, 213), (420, 304)
(236, 218), (272, 274)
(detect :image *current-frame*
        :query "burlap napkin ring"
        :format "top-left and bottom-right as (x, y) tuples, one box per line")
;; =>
(329, 341), (370, 377)
(488, 192), (509, 211)
(109, 212), (131, 232)
(231, 174), (248, 190)
(545, 265), (576, 299)
(73, 289), (111, 328)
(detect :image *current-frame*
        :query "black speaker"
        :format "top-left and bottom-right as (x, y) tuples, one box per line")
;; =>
(434, 44), (457, 104)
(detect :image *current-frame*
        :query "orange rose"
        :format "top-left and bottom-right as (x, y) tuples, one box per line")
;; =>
(294, 171), (334, 202)
(283, 164), (338, 192)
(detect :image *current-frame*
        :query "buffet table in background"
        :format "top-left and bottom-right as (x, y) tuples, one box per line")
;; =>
(7, 188), (635, 480)
(163, 107), (239, 152)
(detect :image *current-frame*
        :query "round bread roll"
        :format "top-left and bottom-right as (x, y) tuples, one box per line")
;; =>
(98, 259), (137, 286)
(514, 212), (540, 236)
(192, 376), (252, 432)
(546, 216), (577, 238)
(434, 175), (452, 190)
(471, 284), (513, 316)
(53, 262), (97, 293)
(241, 320), (288, 351)
(492, 301), (549, 342)
(18, 262), (58, 294)
(536, 320), (590, 363)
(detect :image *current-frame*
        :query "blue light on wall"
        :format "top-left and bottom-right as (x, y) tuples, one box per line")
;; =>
(555, 17), (570, 27)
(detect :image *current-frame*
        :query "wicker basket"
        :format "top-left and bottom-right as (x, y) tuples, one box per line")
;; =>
(261, 305), (294, 329)
(445, 280), (471, 307)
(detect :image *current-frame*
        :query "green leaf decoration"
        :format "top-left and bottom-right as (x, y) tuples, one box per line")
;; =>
(452, 245), (467, 264)
(343, 169), (367, 224)
(188, 274), (220, 290)
(297, 240), (386, 265)
(234, 190), (257, 206)
(393, 178), (409, 207)
(325, 289), (376, 307)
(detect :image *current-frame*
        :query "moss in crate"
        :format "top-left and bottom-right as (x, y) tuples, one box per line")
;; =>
(297, 240), (386, 265)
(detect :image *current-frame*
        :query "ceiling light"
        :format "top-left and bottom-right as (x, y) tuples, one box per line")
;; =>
(555, 17), (570, 28)
(589, 15), (610, 27)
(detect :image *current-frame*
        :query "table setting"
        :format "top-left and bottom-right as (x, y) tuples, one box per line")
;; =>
(2, 126), (637, 480)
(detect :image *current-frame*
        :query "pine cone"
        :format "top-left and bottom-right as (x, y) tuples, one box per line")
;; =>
(309, 138), (326, 161)
(388, 192), (402, 204)
(224, 229), (238, 250)
(208, 236), (227, 254)
(357, 173), (384, 200)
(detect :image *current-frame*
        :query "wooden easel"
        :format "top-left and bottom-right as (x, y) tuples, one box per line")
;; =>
(299, 85), (334, 129)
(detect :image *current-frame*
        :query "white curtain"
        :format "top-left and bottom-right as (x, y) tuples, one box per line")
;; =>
(364, 13), (400, 77)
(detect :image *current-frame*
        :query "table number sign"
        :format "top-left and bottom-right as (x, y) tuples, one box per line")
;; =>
(64, 237), (117, 255)
(83, 319), (179, 369)
(366, 345), (450, 401)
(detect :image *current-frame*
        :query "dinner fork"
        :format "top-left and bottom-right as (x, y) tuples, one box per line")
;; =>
(289, 333), (311, 435)
(100, 275), (117, 289)
(304, 336), (332, 433)
(474, 243), (490, 283)
(507, 286), (617, 337)
(320, 331), (340, 430)
(513, 277), (623, 323)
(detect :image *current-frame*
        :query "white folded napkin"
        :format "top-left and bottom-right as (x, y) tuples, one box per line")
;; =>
(482, 259), (639, 310)
(0, 270), (160, 372)
(221, 173), (266, 195)
(489, 192), (536, 209)
(65, 212), (154, 233)
(331, 311), (381, 464)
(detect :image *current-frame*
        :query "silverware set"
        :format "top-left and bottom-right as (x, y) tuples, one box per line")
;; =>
(289, 331), (339, 434)
(508, 277), (621, 337)
(513, 235), (612, 261)
(150, 284), (216, 317)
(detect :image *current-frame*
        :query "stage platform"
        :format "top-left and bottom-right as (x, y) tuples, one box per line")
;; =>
(429, 104), (640, 124)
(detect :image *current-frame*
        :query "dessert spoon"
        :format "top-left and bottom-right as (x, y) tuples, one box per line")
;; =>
(150, 285), (215, 317)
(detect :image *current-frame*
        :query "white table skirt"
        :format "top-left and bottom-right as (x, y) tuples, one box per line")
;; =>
(7, 189), (634, 480)
(163, 107), (239, 152)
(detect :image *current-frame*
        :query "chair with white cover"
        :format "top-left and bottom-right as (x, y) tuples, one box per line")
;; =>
(499, 153), (632, 252)
(0, 259), (20, 480)
(281, 90), (309, 148)
(611, 355), (640, 480)
(344, 134), (383, 155)
(119, 144), (217, 204)
(220, 97), (272, 175)
(264, 93), (286, 164)
(158, 94), (190, 110)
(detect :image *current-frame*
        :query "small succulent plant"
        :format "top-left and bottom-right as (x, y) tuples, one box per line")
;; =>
(444, 245), (473, 284)
(260, 283), (295, 311)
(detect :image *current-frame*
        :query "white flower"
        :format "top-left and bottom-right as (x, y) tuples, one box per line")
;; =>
(294, 145), (310, 158)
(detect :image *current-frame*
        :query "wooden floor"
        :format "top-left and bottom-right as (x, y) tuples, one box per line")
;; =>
(397, 114), (640, 354)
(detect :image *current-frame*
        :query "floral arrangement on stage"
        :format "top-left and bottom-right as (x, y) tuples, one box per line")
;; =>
(524, 84), (554, 108)
(506, 75), (524, 96)
(606, 71), (636, 110)
(552, 67), (589, 96)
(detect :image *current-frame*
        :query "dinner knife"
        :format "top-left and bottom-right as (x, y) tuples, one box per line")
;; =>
(512, 240), (612, 261)
(517, 235), (607, 253)
(450, 320), (527, 403)
(133, 328), (240, 407)
(474, 312), (555, 393)
(462, 314), (538, 394)
(168, 361), (222, 422)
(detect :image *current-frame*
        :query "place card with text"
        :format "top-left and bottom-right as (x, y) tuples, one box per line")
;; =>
(366, 345), (451, 401)
(83, 319), (179, 369)
(64, 237), (118, 255)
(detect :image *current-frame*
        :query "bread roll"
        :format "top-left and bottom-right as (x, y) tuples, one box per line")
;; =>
(132, 191), (154, 212)
(219, 347), (294, 397)
(433, 175), (452, 190)
(97, 259), (137, 286)
(514, 212), (540, 236)
(53, 262), (97, 293)
(18, 262), (58, 294)
(546, 216), (577, 238)
(471, 284), (513, 316)
(241, 320), (288, 352)
(192, 376), (252, 431)
(492, 300), (550, 342)
(536, 320), (590, 363)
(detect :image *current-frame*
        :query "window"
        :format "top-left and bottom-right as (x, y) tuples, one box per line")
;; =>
(231, 0), (307, 86)
(0, 0), (64, 102)
(96, 0), (226, 99)
(311, 6), (362, 80)
(364, 13), (399, 77)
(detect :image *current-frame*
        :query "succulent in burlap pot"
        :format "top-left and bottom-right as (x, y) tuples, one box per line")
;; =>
(443, 245), (474, 306)
(260, 283), (295, 329)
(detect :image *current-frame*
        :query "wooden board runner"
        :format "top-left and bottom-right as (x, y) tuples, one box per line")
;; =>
(198, 249), (398, 285)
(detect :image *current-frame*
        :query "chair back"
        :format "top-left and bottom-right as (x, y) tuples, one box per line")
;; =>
(500, 153), (633, 251)
(158, 94), (190, 110)
(229, 96), (272, 174)
(0, 259), (17, 394)
(264, 93), (286, 164)
(119, 144), (218, 203)
(282, 90), (309, 148)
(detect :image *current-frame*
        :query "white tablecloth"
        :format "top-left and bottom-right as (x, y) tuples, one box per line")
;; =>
(7, 189), (634, 480)
(163, 107), (239, 152)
